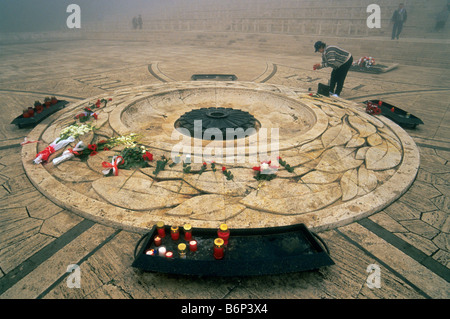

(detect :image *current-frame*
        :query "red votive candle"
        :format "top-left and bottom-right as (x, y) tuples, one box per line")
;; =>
(213, 238), (225, 260)
(165, 251), (174, 258)
(154, 236), (162, 246)
(156, 221), (166, 238)
(171, 226), (180, 241)
(183, 224), (192, 241)
(189, 240), (198, 252)
(217, 224), (230, 245)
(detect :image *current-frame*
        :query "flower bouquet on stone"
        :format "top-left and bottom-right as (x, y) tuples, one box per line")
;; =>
(252, 160), (278, 181)
(34, 123), (94, 164)
(102, 155), (125, 176)
(75, 107), (98, 122)
(34, 136), (77, 164)
(52, 141), (87, 166)
(117, 145), (154, 170)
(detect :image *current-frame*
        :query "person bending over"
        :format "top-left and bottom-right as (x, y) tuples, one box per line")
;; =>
(313, 41), (353, 97)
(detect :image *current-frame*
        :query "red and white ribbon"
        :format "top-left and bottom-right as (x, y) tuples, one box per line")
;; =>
(52, 141), (86, 166)
(102, 156), (124, 176)
(34, 136), (75, 164)
(21, 138), (40, 146)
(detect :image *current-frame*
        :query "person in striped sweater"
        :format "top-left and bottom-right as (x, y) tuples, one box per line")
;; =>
(313, 41), (353, 97)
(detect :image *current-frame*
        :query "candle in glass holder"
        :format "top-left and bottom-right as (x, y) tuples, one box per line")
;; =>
(156, 221), (166, 238)
(171, 225), (180, 240)
(217, 224), (230, 245)
(189, 240), (198, 252)
(213, 238), (225, 260)
(183, 224), (192, 241)
(165, 251), (174, 258)
(158, 246), (166, 256)
(178, 243), (187, 259)
(154, 235), (162, 246)
(145, 249), (155, 256)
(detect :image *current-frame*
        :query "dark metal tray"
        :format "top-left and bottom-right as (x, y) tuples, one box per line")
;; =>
(365, 99), (424, 129)
(11, 100), (69, 128)
(132, 223), (334, 276)
(191, 74), (237, 81)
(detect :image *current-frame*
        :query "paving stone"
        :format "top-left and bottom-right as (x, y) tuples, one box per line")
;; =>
(340, 223), (449, 299)
(432, 233), (450, 252)
(40, 210), (84, 238)
(432, 250), (450, 269)
(430, 195), (450, 213)
(394, 232), (439, 256)
(369, 212), (408, 233)
(422, 210), (450, 233)
(1, 223), (116, 299)
(399, 220), (440, 239)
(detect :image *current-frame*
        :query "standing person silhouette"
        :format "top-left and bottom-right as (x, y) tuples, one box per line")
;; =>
(391, 3), (407, 40)
(137, 15), (143, 30)
(313, 41), (353, 98)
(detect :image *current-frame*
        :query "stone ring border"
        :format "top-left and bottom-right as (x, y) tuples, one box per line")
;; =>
(21, 81), (420, 234)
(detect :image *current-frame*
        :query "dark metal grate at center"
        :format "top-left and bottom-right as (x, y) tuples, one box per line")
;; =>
(174, 107), (260, 140)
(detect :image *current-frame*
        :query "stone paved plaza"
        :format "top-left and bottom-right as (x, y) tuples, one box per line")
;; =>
(0, 31), (449, 300)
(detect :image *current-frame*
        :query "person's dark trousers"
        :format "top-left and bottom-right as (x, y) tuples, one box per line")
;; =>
(392, 21), (404, 39)
(329, 56), (353, 96)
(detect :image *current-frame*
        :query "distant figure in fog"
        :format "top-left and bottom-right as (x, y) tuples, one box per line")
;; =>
(132, 16), (138, 30)
(434, 4), (449, 32)
(137, 15), (143, 30)
(391, 3), (407, 40)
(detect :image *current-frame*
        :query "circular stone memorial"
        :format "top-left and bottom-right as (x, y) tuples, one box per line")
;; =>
(22, 81), (420, 233)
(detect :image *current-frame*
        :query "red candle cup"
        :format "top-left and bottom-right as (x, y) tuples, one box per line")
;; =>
(189, 240), (198, 252)
(183, 224), (192, 241)
(217, 224), (230, 245)
(165, 251), (174, 258)
(171, 226), (180, 241)
(156, 221), (166, 238)
(154, 236), (162, 247)
(213, 238), (225, 260)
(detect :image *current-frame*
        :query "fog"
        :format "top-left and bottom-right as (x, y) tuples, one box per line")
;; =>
(0, 0), (169, 32)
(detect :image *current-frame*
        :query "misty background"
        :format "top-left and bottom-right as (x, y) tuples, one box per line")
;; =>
(0, 0), (169, 32)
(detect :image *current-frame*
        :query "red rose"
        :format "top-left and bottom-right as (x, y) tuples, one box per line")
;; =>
(252, 166), (261, 171)
(222, 166), (226, 172)
(88, 144), (97, 151)
(143, 151), (153, 161)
